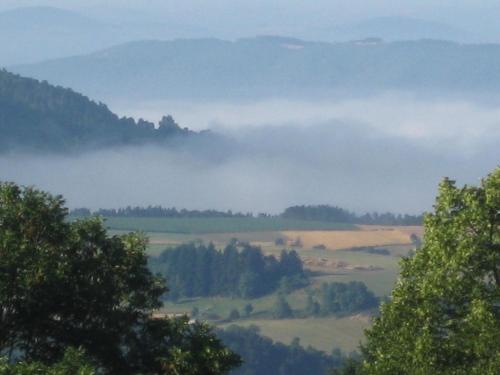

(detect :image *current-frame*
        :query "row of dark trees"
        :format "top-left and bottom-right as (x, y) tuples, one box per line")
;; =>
(71, 203), (422, 225)
(149, 243), (306, 299)
(282, 205), (423, 225)
(71, 206), (252, 218)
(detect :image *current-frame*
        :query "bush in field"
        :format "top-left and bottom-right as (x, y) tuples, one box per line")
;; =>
(228, 309), (241, 321)
(243, 304), (254, 317)
(273, 294), (294, 319)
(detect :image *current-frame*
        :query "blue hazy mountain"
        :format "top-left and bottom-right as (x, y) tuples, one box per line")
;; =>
(328, 16), (473, 42)
(11, 36), (500, 100)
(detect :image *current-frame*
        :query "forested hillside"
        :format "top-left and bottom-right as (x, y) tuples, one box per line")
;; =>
(0, 69), (194, 152)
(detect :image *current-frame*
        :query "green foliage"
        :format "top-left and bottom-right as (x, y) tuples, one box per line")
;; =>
(243, 304), (254, 317)
(0, 348), (95, 375)
(272, 294), (294, 319)
(150, 243), (307, 299)
(362, 167), (500, 375)
(0, 69), (191, 153)
(330, 358), (362, 375)
(228, 309), (240, 321)
(217, 325), (346, 375)
(0, 182), (240, 374)
(319, 282), (379, 316)
(305, 293), (321, 317)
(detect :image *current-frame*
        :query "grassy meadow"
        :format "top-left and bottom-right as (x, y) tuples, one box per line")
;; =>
(103, 216), (355, 234)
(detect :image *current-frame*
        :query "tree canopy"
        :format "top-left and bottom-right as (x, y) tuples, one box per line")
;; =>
(362, 167), (500, 374)
(149, 244), (306, 299)
(0, 182), (240, 374)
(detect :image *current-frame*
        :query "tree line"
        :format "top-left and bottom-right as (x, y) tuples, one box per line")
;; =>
(71, 203), (423, 225)
(71, 206), (252, 218)
(149, 243), (306, 299)
(282, 205), (423, 225)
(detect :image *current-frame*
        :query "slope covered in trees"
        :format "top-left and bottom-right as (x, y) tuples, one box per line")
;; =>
(0, 69), (195, 153)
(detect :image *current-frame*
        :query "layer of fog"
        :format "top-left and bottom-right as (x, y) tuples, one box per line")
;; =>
(110, 93), (500, 155)
(1, 95), (498, 215)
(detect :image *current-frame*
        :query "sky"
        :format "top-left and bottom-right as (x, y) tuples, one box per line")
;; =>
(2, 0), (500, 40)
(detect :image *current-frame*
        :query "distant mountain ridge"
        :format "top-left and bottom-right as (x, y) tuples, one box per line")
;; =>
(0, 69), (197, 153)
(11, 36), (500, 101)
(0, 6), (119, 66)
(330, 16), (472, 42)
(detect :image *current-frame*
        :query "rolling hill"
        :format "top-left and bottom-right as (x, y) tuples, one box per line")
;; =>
(11, 36), (500, 100)
(0, 69), (196, 153)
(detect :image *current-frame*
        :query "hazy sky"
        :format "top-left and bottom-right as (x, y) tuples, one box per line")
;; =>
(2, 0), (500, 38)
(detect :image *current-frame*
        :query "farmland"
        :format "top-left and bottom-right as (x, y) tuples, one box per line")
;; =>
(102, 216), (355, 234)
(97, 215), (422, 353)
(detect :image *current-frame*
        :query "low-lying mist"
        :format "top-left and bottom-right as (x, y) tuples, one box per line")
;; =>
(1, 93), (498, 214)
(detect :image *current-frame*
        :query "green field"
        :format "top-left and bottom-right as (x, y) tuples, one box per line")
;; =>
(101, 216), (355, 234)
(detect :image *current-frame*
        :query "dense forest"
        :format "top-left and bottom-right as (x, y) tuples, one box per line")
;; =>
(0, 69), (196, 152)
(71, 204), (423, 225)
(217, 325), (348, 375)
(149, 243), (306, 299)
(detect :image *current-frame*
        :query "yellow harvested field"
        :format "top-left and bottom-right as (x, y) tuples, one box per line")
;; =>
(357, 225), (424, 238)
(282, 225), (421, 250)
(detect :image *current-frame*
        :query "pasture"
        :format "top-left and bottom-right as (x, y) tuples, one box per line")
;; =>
(102, 216), (355, 234)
